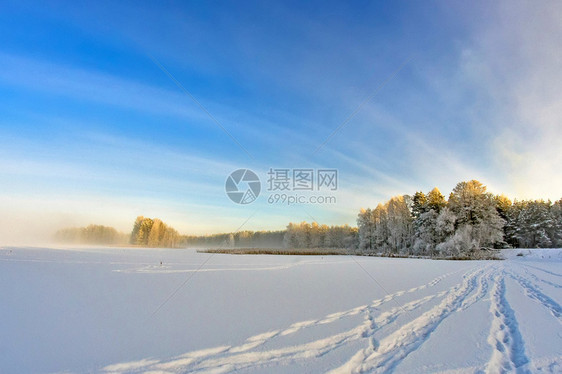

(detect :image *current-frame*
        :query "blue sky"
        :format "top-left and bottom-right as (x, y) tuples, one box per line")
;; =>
(0, 0), (561, 242)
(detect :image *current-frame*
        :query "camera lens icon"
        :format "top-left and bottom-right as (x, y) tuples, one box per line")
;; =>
(225, 169), (261, 204)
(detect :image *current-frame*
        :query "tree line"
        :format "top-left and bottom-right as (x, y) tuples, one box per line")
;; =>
(54, 217), (181, 247)
(183, 225), (359, 250)
(183, 230), (285, 248)
(283, 222), (358, 249)
(54, 224), (129, 245)
(54, 180), (561, 255)
(356, 180), (561, 257)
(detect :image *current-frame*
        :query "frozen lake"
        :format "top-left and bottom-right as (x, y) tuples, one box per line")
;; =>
(0, 247), (561, 373)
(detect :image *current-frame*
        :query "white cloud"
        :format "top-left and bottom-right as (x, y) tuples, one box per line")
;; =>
(460, 0), (562, 200)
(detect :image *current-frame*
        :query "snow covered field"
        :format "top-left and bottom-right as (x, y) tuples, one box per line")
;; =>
(0, 247), (561, 373)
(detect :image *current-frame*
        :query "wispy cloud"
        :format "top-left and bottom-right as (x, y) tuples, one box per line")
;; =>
(454, 0), (562, 200)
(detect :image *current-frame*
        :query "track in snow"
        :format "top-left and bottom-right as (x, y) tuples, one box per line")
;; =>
(508, 270), (562, 323)
(484, 272), (530, 373)
(101, 259), (562, 374)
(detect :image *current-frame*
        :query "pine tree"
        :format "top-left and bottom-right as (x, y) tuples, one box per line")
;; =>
(426, 187), (446, 213)
(448, 180), (505, 249)
(551, 199), (562, 246)
(411, 191), (428, 219)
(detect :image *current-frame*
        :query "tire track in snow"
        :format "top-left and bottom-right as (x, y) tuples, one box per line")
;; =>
(327, 265), (489, 374)
(101, 266), (476, 373)
(484, 272), (530, 373)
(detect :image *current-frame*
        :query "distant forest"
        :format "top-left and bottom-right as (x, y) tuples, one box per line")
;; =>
(54, 180), (562, 257)
(54, 225), (129, 245)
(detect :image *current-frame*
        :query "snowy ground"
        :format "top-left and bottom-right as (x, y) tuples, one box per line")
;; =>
(0, 247), (561, 373)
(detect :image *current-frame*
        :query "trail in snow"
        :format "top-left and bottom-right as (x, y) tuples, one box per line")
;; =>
(460, 266), (493, 311)
(484, 272), (530, 374)
(102, 265), (479, 374)
(508, 270), (562, 323)
(519, 265), (562, 290)
(328, 266), (492, 374)
(99, 256), (562, 374)
(520, 263), (562, 278)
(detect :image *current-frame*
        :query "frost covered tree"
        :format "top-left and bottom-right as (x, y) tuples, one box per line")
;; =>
(373, 203), (389, 253)
(413, 209), (439, 256)
(551, 199), (562, 246)
(411, 188), (448, 255)
(357, 203), (390, 253)
(494, 194), (512, 221)
(511, 200), (555, 248)
(358, 208), (375, 251)
(426, 187), (447, 213)
(411, 191), (428, 219)
(357, 180), (560, 256)
(448, 180), (505, 249)
(437, 225), (474, 257)
(436, 208), (456, 244)
(386, 195), (413, 254)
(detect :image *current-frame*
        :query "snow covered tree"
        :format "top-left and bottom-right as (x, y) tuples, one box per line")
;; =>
(436, 225), (474, 257)
(385, 195), (413, 254)
(413, 209), (439, 256)
(411, 191), (428, 219)
(551, 199), (562, 246)
(494, 194), (512, 221)
(356, 180), (558, 256)
(436, 207), (456, 244)
(373, 203), (389, 253)
(448, 180), (488, 226)
(357, 208), (375, 252)
(513, 200), (555, 248)
(448, 180), (505, 249)
(426, 187), (446, 213)
(357, 204), (390, 253)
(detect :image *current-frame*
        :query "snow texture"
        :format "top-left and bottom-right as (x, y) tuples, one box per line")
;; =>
(0, 247), (561, 373)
